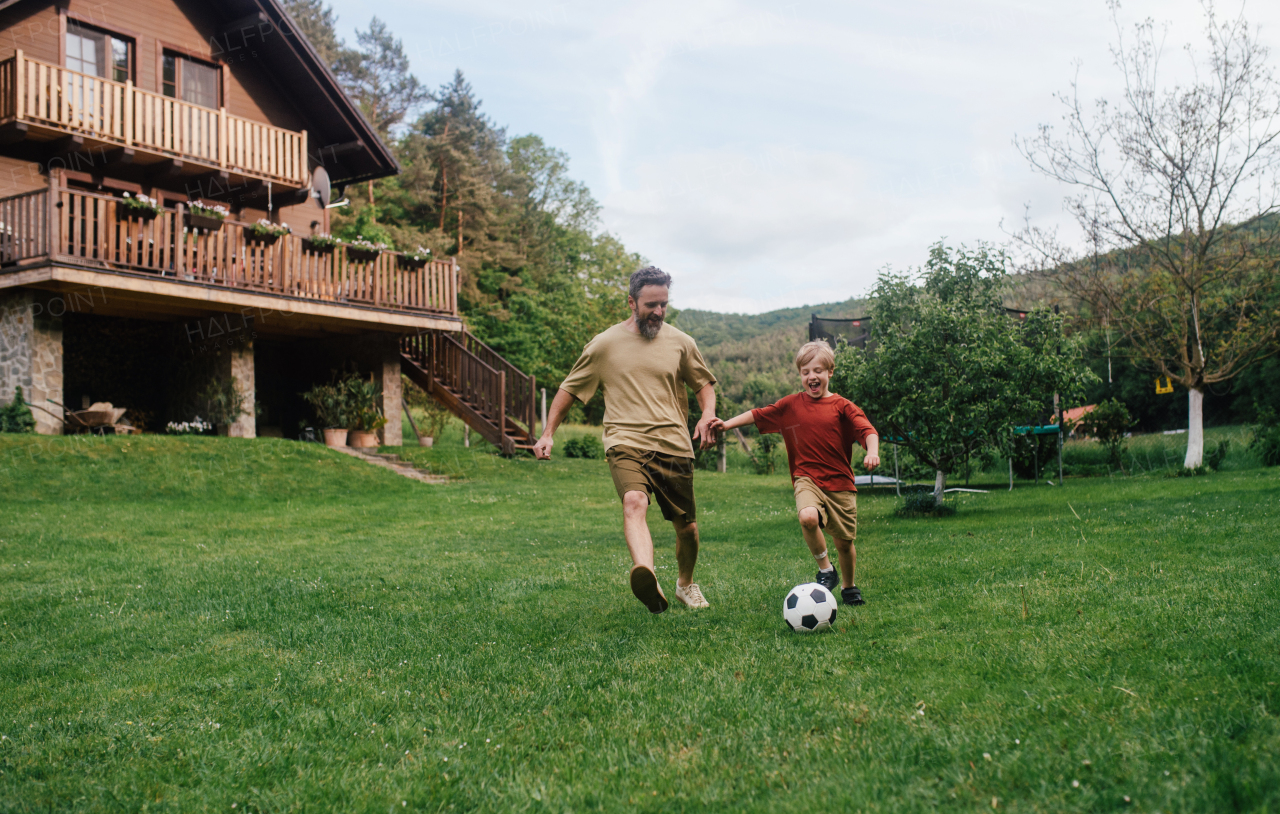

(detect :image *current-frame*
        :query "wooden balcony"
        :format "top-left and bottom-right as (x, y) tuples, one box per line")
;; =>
(0, 52), (307, 188)
(0, 188), (459, 326)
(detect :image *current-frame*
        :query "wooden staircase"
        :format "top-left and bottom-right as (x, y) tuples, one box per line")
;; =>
(400, 330), (538, 456)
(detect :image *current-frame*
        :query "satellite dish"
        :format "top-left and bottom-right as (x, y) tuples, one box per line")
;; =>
(310, 166), (331, 208)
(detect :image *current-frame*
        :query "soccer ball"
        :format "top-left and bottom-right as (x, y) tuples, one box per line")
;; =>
(783, 583), (837, 632)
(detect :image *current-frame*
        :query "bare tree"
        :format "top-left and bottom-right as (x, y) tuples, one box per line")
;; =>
(1015, 2), (1280, 468)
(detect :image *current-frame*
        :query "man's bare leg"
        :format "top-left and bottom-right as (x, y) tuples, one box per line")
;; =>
(622, 490), (655, 569)
(833, 536), (856, 588)
(798, 507), (834, 570)
(623, 490), (666, 612)
(671, 515), (699, 587)
(671, 515), (709, 607)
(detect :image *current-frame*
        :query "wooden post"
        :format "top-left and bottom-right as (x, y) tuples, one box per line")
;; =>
(14, 50), (23, 120)
(299, 129), (308, 184)
(45, 168), (58, 258)
(717, 435), (727, 473)
(124, 80), (133, 145)
(894, 443), (901, 497)
(498, 370), (506, 445)
(218, 106), (227, 167)
(540, 387), (547, 436)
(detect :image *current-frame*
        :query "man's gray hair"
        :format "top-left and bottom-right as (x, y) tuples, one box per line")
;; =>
(629, 266), (672, 302)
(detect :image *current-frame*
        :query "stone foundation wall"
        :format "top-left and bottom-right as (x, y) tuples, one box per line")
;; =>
(379, 347), (402, 447)
(0, 289), (63, 434)
(218, 340), (256, 438)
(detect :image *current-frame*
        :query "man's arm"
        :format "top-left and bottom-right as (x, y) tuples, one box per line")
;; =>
(691, 383), (718, 450)
(533, 388), (578, 460)
(863, 433), (881, 471)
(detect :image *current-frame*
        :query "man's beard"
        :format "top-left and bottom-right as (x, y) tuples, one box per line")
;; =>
(638, 312), (664, 340)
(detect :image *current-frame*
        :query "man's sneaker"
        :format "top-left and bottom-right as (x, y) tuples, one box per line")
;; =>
(630, 565), (668, 613)
(815, 568), (839, 593)
(841, 585), (865, 606)
(675, 581), (709, 609)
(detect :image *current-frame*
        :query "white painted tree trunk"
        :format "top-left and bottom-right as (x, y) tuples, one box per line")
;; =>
(1184, 386), (1205, 469)
(934, 469), (946, 503)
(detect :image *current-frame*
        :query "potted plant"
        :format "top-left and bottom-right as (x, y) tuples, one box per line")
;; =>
(344, 374), (386, 448)
(118, 192), (163, 220)
(305, 232), (340, 254)
(397, 246), (432, 269)
(186, 201), (230, 232)
(301, 381), (350, 447)
(198, 375), (246, 436)
(346, 236), (389, 263)
(247, 218), (291, 244)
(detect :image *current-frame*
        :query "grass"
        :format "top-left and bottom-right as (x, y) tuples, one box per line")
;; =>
(1, 428), (1278, 812)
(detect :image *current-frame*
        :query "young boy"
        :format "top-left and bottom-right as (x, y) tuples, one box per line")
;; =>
(710, 341), (880, 605)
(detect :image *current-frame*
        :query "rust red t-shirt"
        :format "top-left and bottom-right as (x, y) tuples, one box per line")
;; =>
(751, 393), (877, 492)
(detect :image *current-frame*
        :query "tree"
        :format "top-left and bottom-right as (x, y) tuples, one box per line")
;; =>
(336, 18), (429, 140)
(280, 0), (349, 67)
(832, 243), (1093, 502)
(1015, 3), (1280, 468)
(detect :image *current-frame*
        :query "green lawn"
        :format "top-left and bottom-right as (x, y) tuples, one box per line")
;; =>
(1, 430), (1278, 812)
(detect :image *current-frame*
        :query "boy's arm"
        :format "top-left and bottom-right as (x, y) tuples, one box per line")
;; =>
(708, 410), (756, 433)
(863, 433), (881, 471)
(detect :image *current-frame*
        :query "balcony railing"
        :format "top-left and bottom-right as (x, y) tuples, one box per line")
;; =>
(0, 188), (458, 318)
(0, 52), (307, 186)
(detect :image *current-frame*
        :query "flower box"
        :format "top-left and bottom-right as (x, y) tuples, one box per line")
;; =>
(117, 192), (162, 220)
(187, 213), (224, 231)
(347, 246), (382, 263)
(247, 219), (291, 245)
(304, 237), (337, 254)
(398, 250), (431, 269)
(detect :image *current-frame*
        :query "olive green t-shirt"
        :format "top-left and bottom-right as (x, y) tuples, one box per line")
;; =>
(560, 322), (716, 458)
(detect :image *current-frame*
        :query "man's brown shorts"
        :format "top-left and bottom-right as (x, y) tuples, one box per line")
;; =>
(606, 445), (697, 522)
(794, 476), (857, 540)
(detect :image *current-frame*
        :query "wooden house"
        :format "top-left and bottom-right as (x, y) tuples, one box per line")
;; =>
(0, 0), (536, 453)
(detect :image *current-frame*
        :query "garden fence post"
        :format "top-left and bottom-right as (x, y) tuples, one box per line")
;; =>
(1056, 392), (1065, 486)
(541, 387), (547, 436)
(1009, 457), (1013, 491)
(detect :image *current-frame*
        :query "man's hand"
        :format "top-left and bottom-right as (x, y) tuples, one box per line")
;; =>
(693, 414), (719, 450)
(863, 453), (881, 471)
(532, 435), (554, 460)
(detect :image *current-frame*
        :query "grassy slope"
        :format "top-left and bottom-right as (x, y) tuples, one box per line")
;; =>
(1, 433), (1278, 813)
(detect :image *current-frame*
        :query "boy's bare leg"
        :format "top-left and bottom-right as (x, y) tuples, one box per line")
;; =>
(671, 515), (699, 587)
(798, 507), (834, 570)
(833, 536), (856, 588)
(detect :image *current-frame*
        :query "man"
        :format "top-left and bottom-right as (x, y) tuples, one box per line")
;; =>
(532, 266), (718, 613)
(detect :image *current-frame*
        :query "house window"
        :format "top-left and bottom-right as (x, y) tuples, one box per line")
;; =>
(162, 53), (220, 108)
(66, 20), (131, 82)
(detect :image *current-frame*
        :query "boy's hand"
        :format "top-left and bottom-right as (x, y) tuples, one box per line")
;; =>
(706, 417), (726, 434)
(863, 453), (880, 471)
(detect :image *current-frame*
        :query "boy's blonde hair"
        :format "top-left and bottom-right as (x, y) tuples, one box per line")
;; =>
(794, 340), (835, 371)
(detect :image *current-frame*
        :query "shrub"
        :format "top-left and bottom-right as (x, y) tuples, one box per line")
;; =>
(1205, 439), (1230, 471)
(563, 435), (605, 459)
(1076, 398), (1132, 471)
(895, 486), (956, 518)
(343, 375), (386, 432)
(301, 380), (348, 429)
(1249, 406), (1280, 466)
(753, 433), (781, 475)
(199, 376), (245, 429)
(0, 386), (35, 433)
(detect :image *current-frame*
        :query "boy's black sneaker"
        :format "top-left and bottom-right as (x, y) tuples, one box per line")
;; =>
(841, 586), (865, 606)
(815, 568), (839, 592)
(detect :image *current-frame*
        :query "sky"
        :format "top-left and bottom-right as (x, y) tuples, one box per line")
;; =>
(326, 0), (1280, 314)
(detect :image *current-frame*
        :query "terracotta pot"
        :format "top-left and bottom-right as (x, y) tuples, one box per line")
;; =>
(349, 429), (379, 448)
(323, 428), (348, 447)
(419, 436), (434, 448)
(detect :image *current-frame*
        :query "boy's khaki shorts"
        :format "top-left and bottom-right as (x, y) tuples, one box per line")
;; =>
(793, 477), (857, 540)
(606, 445), (697, 522)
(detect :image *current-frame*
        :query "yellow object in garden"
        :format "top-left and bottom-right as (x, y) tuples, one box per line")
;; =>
(1155, 376), (1173, 394)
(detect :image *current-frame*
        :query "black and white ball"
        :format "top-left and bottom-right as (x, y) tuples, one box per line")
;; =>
(783, 583), (837, 632)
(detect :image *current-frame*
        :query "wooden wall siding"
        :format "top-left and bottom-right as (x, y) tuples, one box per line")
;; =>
(3, 53), (308, 185)
(0, 187), (457, 317)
